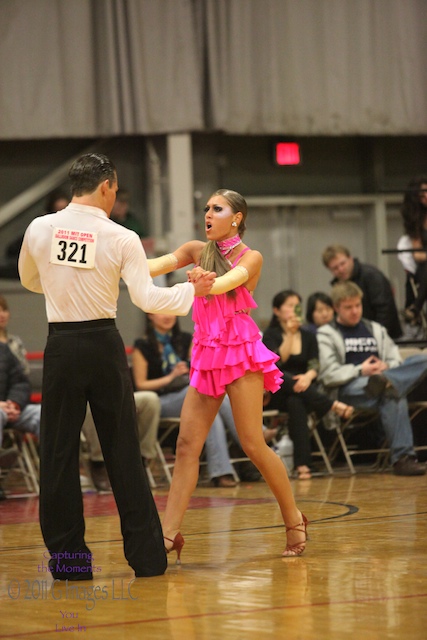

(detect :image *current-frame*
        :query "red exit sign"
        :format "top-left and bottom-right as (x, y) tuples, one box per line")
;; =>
(275, 142), (301, 166)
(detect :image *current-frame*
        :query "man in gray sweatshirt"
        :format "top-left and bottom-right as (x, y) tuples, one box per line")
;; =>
(317, 281), (427, 476)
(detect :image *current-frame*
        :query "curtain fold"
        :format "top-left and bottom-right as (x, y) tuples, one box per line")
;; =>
(0, 0), (426, 139)
(204, 0), (427, 134)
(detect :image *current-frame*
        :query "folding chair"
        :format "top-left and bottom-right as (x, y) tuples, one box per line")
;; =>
(149, 417), (181, 487)
(325, 409), (391, 474)
(3, 430), (40, 495)
(262, 409), (334, 476)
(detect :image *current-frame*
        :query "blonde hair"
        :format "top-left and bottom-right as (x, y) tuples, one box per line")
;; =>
(330, 281), (363, 307)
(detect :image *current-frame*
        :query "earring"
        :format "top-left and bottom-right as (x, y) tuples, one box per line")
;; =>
(232, 221), (237, 227)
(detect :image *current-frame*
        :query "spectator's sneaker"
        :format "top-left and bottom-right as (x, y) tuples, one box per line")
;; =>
(89, 461), (112, 492)
(393, 455), (426, 476)
(0, 447), (19, 470)
(211, 475), (237, 488)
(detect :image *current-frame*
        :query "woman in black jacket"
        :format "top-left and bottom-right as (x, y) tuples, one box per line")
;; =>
(262, 290), (352, 480)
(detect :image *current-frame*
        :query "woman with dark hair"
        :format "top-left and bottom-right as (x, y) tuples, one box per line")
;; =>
(400, 176), (427, 323)
(262, 289), (352, 480)
(132, 312), (244, 488)
(148, 189), (309, 559)
(305, 291), (334, 333)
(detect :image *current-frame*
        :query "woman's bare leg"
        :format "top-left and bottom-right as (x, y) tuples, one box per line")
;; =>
(227, 372), (306, 552)
(162, 387), (224, 543)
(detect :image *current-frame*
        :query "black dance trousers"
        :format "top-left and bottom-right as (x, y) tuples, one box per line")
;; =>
(266, 371), (333, 468)
(39, 319), (167, 577)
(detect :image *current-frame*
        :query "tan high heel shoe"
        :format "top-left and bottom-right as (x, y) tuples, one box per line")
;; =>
(164, 532), (185, 565)
(282, 514), (308, 557)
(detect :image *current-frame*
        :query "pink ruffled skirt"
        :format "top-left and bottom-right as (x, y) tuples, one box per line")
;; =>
(190, 306), (283, 399)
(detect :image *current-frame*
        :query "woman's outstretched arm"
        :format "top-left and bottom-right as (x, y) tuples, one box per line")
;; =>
(148, 240), (205, 276)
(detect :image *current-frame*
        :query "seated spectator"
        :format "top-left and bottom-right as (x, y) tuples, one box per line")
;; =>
(399, 177), (427, 324)
(317, 281), (427, 476)
(0, 294), (42, 497)
(81, 391), (161, 492)
(322, 244), (402, 339)
(110, 188), (146, 238)
(0, 294), (30, 375)
(0, 343), (40, 498)
(132, 313), (258, 487)
(262, 290), (353, 480)
(305, 292), (334, 333)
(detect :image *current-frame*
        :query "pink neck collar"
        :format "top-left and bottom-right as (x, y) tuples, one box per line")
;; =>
(216, 234), (241, 257)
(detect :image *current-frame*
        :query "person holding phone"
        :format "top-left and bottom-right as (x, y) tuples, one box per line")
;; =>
(262, 289), (353, 480)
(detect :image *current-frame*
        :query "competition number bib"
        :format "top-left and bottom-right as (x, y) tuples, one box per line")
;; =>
(50, 228), (97, 269)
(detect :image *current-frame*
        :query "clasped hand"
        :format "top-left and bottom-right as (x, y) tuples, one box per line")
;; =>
(0, 400), (21, 422)
(360, 355), (388, 376)
(187, 267), (216, 296)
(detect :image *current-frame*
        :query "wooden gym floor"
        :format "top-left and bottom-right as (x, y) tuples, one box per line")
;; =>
(0, 472), (426, 639)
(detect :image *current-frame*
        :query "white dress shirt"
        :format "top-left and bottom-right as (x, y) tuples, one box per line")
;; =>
(18, 203), (194, 322)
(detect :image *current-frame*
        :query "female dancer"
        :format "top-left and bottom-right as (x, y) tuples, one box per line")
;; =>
(148, 189), (307, 559)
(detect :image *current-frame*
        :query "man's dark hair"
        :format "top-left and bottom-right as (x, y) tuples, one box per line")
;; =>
(69, 153), (116, 197)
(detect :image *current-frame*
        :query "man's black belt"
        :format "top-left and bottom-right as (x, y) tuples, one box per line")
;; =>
(48, 318), (116, 334)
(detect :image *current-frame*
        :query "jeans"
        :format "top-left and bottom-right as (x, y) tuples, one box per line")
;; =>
(337, 355), (427, 464)
(159, 387), (239, 479)
(0, 403), (41, 445)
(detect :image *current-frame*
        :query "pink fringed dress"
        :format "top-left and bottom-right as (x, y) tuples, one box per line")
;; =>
(190, 249), (283, 398)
